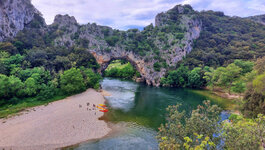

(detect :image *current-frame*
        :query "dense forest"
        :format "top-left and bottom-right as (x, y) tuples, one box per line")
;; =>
(179, 11), (265, 68)
(0, 41), (101, 114)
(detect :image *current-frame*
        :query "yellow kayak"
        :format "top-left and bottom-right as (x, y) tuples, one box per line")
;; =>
(99, 104), (107, 107)
(96, 106), (105, 110)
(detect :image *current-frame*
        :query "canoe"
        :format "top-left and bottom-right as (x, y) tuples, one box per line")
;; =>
(99, 104), (107, 107)
(99, 109), (109, 112)
(96, 106), (105, 110)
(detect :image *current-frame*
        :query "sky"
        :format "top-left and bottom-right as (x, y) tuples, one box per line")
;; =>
(31, 0), (265, 30)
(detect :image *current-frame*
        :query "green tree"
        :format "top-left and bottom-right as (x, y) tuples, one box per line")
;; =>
(233, 60), (254, 75)
(118, 63), (135, 79)
(0, 74), (10, 99)
(7, 75), (24, 98)
(24, 77), (38, 96)
(157, 101), (222, 149)
(222, 114), (265, 150)
(105, 36), (119, 46)
(252, 73), (265, 95)
(37, 81), (58, 101)
(161, 65), (189, 87)
(254, 56), (265, 75)
(60, 68), (85, 94)
(154, 62), (162, 72)
(0, 42), (18, 54)
(218, 64), (242, 94)
(243, 83), (265, 117)
(203, 67), (215, 89)
(231, 80), (246, 93)
(188, 67), (204, 88)
(80, 67), (102, 89)
(183, 134), (215, 150)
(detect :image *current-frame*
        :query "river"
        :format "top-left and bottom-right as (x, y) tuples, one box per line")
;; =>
(71, 78), (229, 150)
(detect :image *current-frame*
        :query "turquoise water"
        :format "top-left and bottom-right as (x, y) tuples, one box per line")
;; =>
(72, 78), (229, 150)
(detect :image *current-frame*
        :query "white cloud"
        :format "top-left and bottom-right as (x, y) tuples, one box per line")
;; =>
(31, 0), (265, 30)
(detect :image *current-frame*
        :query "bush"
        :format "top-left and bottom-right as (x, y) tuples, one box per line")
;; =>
(80, 67), (102, 89)
(104, 61), (138, 79)
(60, 68), (86, 94)
(105, 36), (119, 46)
(153, 62), (161, 72)
(157, 101), (222, 149)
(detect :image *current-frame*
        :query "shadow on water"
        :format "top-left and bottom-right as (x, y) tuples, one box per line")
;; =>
(69, 78), (230, 150)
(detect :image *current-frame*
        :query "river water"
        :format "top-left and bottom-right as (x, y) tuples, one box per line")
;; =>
(73, 78), (229, 150)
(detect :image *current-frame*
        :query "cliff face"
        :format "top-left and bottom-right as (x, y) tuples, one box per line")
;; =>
(0, 0), (41, 41)
(1, 1), (202, 86)
(49, 5), (202, 86)
(2, 0), (263, 86)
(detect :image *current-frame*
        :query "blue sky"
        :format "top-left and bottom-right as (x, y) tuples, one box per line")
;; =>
(32, 0), (265, 30)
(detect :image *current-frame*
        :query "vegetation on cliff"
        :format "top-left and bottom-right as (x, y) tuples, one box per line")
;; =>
(179, 11), (265, 68)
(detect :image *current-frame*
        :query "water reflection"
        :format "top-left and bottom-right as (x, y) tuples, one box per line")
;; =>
(75, 123), (158, 150)
(101, 78), (139, 112)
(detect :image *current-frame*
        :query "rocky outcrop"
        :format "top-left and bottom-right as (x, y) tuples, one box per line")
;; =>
(75, 5), (201, 86)
(0, 0), (41, 41)
(1, 1), (201, 86)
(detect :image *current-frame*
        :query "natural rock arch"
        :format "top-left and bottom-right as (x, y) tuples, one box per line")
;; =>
(0, 2), (202, 86)
(90, 50), (147, 83)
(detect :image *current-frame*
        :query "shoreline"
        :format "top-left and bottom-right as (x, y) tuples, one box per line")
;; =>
(191, 89), (241, 112)
(0, 89), (112, 150)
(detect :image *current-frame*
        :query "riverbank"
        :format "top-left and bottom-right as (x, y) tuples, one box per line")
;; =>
(0, 89), (111, 150)
(191, 89), (241, 112)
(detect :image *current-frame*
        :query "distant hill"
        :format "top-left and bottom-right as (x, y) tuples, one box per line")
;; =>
(246, 14), (265, 25)
(179, 11), (265, 68)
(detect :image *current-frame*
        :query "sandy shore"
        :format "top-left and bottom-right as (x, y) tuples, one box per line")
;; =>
(0, 89), (111, 150)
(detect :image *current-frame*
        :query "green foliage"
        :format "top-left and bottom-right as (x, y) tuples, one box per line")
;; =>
(161, 65), (206, 88)
(188, 67), (204, 88)
(24, 77), (38, 96)
(231, 80), (246, 93)
(60, 68), (86, 94)
(80, 67), (102, 89)
(105, 60), (139, 79)
(203, 60), (255, 93)
(157, 101), (222, 150)
(222, 114), (265, 150)
(153, 62), (162, 72)
(233, 60), (254, 75)
(0, 74), (24, 103)
(243, 81), (265, 118)
(218, 64), (242, 93)
(105, 36), (119, 47)
(0, 42), (18, 54)
(254, 56), (265, 75)
(183, 134), (215, 150)
(180, 11), (265, 68)
(252, 73), (265, 95)
(175, 33), (184, 40)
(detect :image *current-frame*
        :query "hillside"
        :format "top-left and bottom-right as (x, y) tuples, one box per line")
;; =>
(179, 11), (265, 68)
(0, 0), (264, 86)
(246, 14), (265, 25)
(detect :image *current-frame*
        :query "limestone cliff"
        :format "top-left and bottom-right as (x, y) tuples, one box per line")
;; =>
(0, 0), (42, 41)
(1, 1), (202, 86)
(48, 5), (202, 86)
